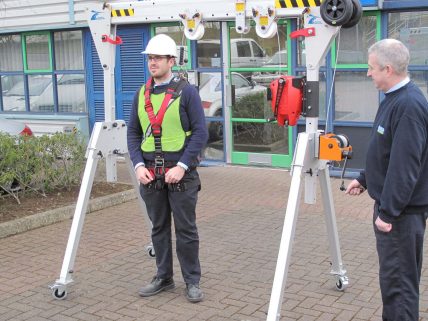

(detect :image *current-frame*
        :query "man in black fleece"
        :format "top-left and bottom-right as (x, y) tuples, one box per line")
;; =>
(346, 39), (428, 321)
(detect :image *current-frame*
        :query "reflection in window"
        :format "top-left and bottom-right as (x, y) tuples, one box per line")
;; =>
(337, 15), (377, 64)
(154, 25), (185, 45)
(55, 31), (84, 70)
(334, 71), (378, 122)
(230, 72), (270, 119)
(29, 75), (53, 112)
(57, 74), (86, 112)
(25, 34), (51, 71)
(204, 120), (225, 161)
(388, 11), (428, 65)
(409, 71), (428, 100)
(198, 72), (223, 118)
(229, 24), (287, 68)
(197, 22), (221, 68)
(2, 75), (25, 111)
(232, 122), (288, 154)
(206, 120), (224, 145)
(0, 35), (23, 72)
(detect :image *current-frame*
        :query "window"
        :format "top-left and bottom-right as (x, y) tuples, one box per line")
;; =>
(2, 75), (25, 111)
(229, 23), (286, 69)
(388, 11), (428, 66)
(236, 40), (251, 57)
(332, 13), (380, 123)
(409, 70), (428, 100)
(197, 22), (221, 68)
(29, 75), (53, 112)
(0, 30), (86, 113)
(55, 31), (84, 70)
(0, 35), (23, 72)
(153, 24), (191, 70)
(251, 41), (265, 58)
(336, 15), (378, 65)
(24, 33), (52, 72)
(334, 71), (379, 122)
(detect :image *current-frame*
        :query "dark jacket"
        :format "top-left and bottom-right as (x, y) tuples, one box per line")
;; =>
(127, 78), (208, 168)
(357, 81), (428, 223)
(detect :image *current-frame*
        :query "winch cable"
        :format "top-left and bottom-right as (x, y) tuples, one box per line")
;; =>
(325, 31), (340, 133)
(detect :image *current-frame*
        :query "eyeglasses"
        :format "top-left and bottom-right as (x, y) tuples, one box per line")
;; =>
(147, 55), (170, 62)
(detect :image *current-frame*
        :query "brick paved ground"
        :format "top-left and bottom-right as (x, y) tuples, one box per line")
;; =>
(0, 165), (427, 321)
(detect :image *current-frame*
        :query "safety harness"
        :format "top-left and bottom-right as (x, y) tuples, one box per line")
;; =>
(143, 76), (187, 190)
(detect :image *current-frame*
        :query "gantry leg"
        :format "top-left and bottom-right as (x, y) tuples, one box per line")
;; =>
(266, 133), (310, 321)
(318, 167), (348, 290)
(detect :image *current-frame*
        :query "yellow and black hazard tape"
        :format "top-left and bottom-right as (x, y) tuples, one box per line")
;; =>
(275, 0), (321, 9)
(111, 8), (134, 17)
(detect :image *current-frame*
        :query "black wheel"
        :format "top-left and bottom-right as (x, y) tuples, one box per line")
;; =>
(208, 109), (223, 142)
(53, 288), (67, 300)
(335, 278), (343, 290)
(342, 0), (362, 28)
(320, 0), (354, 26)
(335, 276), (348, 291)
(148, 248), (156, 258)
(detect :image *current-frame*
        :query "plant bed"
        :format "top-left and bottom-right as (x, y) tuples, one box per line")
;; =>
(0, 182), (132, 224)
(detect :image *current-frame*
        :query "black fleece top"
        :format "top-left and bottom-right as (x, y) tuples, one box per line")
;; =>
(357, 81), (428, 223)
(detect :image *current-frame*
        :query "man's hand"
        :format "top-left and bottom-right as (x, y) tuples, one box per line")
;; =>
(345, 179), (365, 195)
(375, 216), (392, 233)
(136, 166), (154, 185)
(165, 166), (185, 184)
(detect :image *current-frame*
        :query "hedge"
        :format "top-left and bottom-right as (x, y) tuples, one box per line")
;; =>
(0, 132), (86, 204)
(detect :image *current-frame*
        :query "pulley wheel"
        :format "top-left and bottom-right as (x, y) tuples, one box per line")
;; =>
(342, 0), (363, 28)
(320, 0), (354, 26)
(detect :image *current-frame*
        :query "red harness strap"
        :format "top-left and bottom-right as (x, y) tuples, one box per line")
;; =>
(144, 77), (176, 136)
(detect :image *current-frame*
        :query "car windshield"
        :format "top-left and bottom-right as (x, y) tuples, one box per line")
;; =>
(267, 51), (287, 65)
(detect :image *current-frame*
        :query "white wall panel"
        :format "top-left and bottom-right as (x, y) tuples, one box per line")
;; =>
(0, 0), (123, 33)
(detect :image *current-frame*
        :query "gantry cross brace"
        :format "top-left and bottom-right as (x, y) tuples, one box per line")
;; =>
(51, 3), (348, 321)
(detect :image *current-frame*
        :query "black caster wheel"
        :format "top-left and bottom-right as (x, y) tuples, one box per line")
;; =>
(52, 288), (67, 300)
(335, 276), (349, 291)
(342, 0), (363, 28)
(146, 245), (156, 258)
(320, 0), (354, 26)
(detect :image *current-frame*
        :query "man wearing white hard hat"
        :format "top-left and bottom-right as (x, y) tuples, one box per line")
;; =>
(127, 33), (208, 302)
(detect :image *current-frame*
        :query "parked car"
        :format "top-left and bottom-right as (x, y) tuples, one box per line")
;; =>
(2, 74), (86, 113)
(32, 74), (86, 112)
(251, 50), (287, 87)
(2, 76), (52, 112)
(0, 119), (33, 136)
(199, 72), (266, 141)
(1, 75), (22, 95)
(198, 38), (269, 68)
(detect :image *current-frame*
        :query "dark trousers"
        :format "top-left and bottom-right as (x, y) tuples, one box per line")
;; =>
(373, 205), (427, 321)
(140, 170), (201, 285)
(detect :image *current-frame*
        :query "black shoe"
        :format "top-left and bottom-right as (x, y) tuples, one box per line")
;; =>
(186, 283), (204, 303)
(138, 276), (175, 297)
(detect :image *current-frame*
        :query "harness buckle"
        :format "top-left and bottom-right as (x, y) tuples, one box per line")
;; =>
(154, 157), (165, 169)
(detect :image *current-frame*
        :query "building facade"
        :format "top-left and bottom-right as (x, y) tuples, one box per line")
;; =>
(1, 0), (428, 171)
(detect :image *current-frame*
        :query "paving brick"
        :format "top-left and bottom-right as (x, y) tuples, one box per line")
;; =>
(1, 165), (428, 320)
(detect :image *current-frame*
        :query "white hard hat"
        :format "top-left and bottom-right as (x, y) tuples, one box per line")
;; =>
(142, 34), (178, 57)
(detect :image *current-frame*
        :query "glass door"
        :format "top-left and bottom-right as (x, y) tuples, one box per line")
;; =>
(228, 21), (293, 167)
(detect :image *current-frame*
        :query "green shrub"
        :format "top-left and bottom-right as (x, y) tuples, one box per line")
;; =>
(0, 132), (86, 203)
